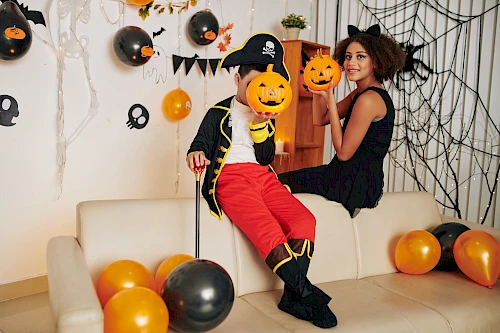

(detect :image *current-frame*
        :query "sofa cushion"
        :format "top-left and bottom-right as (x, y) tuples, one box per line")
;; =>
(363, 271), (500, 333)
(353, 191), (442, 278)
(232, 194), (358, 297)
(169, 298), (292, 333)
(77, 198), (239, 293)
(241, 278), (452, 333)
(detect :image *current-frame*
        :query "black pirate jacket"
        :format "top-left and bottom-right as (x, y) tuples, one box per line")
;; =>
(187, 96), (277, 219)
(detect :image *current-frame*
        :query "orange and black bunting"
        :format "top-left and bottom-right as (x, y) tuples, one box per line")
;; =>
(172, 54), (227, 77)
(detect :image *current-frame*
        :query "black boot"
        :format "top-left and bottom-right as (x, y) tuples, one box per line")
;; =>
(267, 241), (337, 328)
(292, 240), (337, 328)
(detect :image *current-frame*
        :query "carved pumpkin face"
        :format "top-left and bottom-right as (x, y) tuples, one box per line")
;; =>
(204, 30), (217, 41)
(304, 49), (342, 91)
(4, 25), (26, 40)
(141, 45), (154, 58)
(246, 64), (292, 114)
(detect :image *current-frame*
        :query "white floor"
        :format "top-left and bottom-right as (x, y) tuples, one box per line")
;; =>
(0, 293), (50, 333)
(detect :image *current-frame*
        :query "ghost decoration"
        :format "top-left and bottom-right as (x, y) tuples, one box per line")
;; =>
(143, 45), (167, 84)
(126, 103), (149, 129)
(0, 95), (19, 126)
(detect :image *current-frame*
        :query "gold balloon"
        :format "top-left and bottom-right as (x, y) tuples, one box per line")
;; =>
(453, 230), (500, 288)
(155, 254), (195, 293)
(126, 0), (153, 6)
(395, 230), (441, 274)
(96, 260), (156, 307)
(162, 88), (192, 121)
(104, 287), (169, 333)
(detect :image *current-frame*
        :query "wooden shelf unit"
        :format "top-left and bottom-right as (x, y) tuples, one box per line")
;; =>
(272, 40), (330, 173)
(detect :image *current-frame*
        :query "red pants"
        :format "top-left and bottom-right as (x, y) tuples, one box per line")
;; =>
(216, 163), (316, 259)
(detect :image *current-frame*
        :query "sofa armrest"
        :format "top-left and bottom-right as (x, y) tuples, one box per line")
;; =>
(47, 236), (103, 333)
(441, 215), (500, 243)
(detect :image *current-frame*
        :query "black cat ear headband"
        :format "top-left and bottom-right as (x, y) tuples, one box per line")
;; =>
(347, 24), (381, 38)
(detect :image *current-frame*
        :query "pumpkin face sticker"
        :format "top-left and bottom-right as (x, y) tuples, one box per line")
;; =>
(204, 30), (217, 41)
(304, 48), (342, 91)
(4, 25), (26, 40)
(246, 64), (292, 114)
(141, 45), (154, 58)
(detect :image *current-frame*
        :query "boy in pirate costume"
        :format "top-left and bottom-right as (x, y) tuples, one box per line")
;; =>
(186, 33), (337, 329)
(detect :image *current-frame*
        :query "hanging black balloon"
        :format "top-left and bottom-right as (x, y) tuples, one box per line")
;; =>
(0, 1), (32, 61)
(431, 222), (470, 271)
(161, 259), (234, 333)
(187, 9), (219, 46)
(112, 26), (153, 67)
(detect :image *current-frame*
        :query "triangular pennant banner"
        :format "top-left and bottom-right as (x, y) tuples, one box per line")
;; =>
(184, 54), (199, 75)
(197, 58), (208, 76)
(225, 66), (232, 74)
(209, 59), (220, 76)
(172, 55), (184, 74)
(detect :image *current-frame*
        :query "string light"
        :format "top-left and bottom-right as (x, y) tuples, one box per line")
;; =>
(174, 11), (183, 194)
(308, 0), (313, 41)
(249, 0), (255, 35)
(54, 0), (100, 197)
(100, 0), (125, 27)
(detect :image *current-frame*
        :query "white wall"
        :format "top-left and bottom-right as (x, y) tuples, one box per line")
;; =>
(0, 0), (318, 284)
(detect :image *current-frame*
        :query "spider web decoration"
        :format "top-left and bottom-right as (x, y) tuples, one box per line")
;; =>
(339, 0), (500, 224)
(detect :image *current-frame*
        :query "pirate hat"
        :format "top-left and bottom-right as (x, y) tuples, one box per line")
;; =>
(220, 32), (290, 81)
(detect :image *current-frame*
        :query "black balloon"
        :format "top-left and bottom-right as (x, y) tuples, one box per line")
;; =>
(431, 222), (470, 271)
(112, 26), (153, 67)
(187, 9), (219, 46)
(0, 1), (32, 61)
(161, 259), (234, 333)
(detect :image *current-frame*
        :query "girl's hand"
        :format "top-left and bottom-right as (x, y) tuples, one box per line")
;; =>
(308, 81), (335, 103)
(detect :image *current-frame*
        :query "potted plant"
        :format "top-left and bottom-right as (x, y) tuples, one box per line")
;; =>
(281, 13), (307, 40)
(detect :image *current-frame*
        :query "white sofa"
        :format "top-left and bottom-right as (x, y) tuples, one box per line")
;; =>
(47, 191), (500, 333)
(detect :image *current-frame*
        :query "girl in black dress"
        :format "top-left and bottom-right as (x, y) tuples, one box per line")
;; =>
(279, 24), (406, 218)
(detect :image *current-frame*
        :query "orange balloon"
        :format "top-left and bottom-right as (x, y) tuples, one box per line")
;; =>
(96, 260), (155, 307)
(395, 230), (441, 274)
(126, 0), (152, 5)
(453, 230), (500, 288)
(155, 254), (195, 293)
(162, 88), (192, 121)
(104, 287), (169, 333)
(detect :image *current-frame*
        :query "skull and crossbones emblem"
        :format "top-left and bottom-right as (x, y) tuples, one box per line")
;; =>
(262, 41), (275, 58)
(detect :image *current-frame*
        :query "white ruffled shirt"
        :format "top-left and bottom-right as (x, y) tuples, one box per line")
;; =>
(224, 97), (258, 165)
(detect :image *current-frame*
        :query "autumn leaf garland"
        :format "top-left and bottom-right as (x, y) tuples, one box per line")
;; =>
(139, 0), (198, 20)
(217, 23), (233, 52)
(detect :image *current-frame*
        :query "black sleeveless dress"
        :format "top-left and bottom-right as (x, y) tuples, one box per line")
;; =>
(278, 87), (395, 218)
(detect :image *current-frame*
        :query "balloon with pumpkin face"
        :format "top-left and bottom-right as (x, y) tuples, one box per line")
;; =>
(0, 1), (32, 61)
(112, 26), (153, 67)
(246, 64), (292, 115)
(187, 9), (219, 46)
(303, 48), (342, 91)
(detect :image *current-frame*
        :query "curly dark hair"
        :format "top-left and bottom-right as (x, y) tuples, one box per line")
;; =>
(333, 32), (406, 82)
